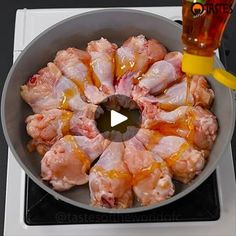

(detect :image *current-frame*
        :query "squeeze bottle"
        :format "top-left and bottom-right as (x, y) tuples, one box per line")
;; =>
(182, 0), (236, 89)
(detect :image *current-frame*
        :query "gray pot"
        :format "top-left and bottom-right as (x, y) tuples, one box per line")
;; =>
(1, 9), (235, 213)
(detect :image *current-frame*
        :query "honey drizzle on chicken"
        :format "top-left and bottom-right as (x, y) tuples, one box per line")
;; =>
(21, 35), (218, 208)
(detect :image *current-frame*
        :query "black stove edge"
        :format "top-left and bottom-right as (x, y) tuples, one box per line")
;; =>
(24, 172), (220, 225)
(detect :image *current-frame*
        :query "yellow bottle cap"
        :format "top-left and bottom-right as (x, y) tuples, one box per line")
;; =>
(211, 69), (236, 89)
(182, 52), (214, 75)
(182, 52), (236, 89)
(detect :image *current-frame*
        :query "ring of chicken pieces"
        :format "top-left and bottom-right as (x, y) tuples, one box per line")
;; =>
(21, 34), (219, 209)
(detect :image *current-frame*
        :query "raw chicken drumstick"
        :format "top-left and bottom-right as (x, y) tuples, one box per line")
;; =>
(115, 35), (167, 97)
(142, 105), (218, 151)
(123, 134), (174, 206)
(136, 51), (183, 96)
(54, 47), (108, 104)
(84, 38), (117, 104)
(164, 51), (183, 79)
(26, 108), (99, 155)
(155, 75), (214, 110)
(134, 128), (206, 183)
(21, 62), (100, 114)
(89, 132), (133, 208)
(54, 47), (93, 94)
(41, 133), (110, 191)
(133, 75), (214, 111)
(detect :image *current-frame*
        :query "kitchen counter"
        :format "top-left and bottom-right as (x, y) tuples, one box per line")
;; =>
(0, 0), (235, 235)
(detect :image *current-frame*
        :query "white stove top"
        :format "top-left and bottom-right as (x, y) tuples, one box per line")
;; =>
(4, 7), (236, 236)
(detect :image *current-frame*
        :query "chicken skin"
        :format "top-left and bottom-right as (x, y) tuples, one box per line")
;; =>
(87, 38), (117, 94)
(131, 51), (183, 100)
(134, 128), (206, 183)
(41, 133), (110, 191)
(115, 35), (167, 97)
(21, 62), (99, 114)
(142, 105), (218, 151)
(124, 134), (174, 206)
(155, 75), (214, 110)
(54, 47), (93, 93)
(89, 133), (133, 208)
(26, 108), (99, 155)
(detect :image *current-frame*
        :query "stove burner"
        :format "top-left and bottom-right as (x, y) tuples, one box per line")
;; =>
(24, 172), (220, 225)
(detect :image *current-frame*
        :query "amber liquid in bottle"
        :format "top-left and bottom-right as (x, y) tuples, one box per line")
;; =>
(182, 0), (234, 57)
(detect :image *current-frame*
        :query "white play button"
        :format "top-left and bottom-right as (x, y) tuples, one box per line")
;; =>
(95, 94), (141, 142)
(111, 110), (128, 127)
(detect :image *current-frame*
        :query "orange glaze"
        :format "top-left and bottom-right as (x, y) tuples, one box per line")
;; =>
(150, 109), (196, 144)
(145, 131), (163, 150)
(186, 110), (196, 143)
(54, 164), (68, 179)
(132, 162), (165, 186)
(150, 121), (182, 136)
(159, 76), (193, 111)
(70, 79), (85, 94)
(68, 66), (93, 95)
(89, 61), (102, 88)
(91, 166), (132, 182)
(165, 142), (190, 167)
(59, 89), (77, 110)
(159, 103), (179, 111)
(133, 76), (142, 85)
(74, 74), (94, 94)
(90, 57), (115, 89)
(64, 135), (91, 171)
(115, 52), (148, 80)
(92, 73), (101, 88)
(115, 54), (135, 79)
(185, 75), (193, 106)
(61, 111), (73, 135)
(85, 70), (93, 85)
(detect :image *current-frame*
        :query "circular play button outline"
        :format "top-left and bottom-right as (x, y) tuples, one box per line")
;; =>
(95, 94), (141, 142)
